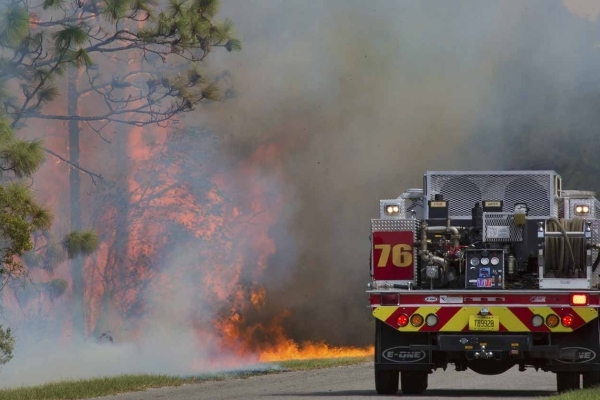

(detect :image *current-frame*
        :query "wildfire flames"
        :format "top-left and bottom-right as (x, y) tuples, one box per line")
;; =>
(3, 119), (372, 372)
(2, 6), (374, 377)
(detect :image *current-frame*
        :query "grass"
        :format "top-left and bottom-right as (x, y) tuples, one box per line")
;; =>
(553, 388), (600, 400)
(0, 356), (372, 400)
(7, 356), (600, 400)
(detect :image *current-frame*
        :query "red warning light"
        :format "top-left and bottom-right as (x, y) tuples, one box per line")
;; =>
(561, 315), (574, 327)
(397, 314), (409, 327)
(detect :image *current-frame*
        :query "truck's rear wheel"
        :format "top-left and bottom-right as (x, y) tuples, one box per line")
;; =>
(556, 372), (580, 393)
(583, 371), (600, 389)
(375, 369), (398, 394)
(401, 371), (428, 395)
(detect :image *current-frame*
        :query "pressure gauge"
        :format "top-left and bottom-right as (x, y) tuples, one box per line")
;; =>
(491, 257), (500, 266)
(470, 257), (480, 266)
(481, 257), (490, 266)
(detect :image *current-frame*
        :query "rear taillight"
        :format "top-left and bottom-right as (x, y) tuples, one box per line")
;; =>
(397, 314), (409, 327)
(380, 294), (399, 305)
(426, 314), (438, 327)
(570, 293), (589, 306)
(531, 315), (544, 327)
(546, 314), (559, 328)
(562, 315), (574, 327)
(410, 314), (424, 327)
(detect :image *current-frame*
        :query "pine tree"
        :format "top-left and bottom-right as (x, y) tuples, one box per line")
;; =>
(0, 106), (103, 365)
(0, 0), (241, 338)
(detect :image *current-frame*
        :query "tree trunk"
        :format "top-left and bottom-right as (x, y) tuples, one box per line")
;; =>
(68, 66), (85, 340)
(93, 124), (131, 339)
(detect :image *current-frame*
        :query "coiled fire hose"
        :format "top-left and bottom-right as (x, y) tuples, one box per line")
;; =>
(545, 217), (585, 278)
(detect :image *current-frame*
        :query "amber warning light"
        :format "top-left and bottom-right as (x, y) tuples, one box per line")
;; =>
(570, 293), (589, 306)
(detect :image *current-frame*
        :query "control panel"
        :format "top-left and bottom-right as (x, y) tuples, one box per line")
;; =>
(465, 249), (505, 289)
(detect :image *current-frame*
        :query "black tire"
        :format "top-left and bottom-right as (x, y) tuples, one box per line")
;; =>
(556, 372), (580, 393)
(401, 371), (428, 395)
(583, 371), (600, 389)
(375, 369), (399, 395)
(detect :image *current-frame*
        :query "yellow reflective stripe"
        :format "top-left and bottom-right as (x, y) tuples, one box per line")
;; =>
(438, 307), (528, 332)
(572, 307), (598, 323)
(373, 306), (398, 322)
(486, 307), (529, 331)
(398, 306), (441, 332)
(440, 307), (471, 331)
(374, 305), (599, 333)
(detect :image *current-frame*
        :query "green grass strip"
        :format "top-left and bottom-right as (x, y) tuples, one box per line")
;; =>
(0, 356), (371, 400)
(552, 388), (600, 400)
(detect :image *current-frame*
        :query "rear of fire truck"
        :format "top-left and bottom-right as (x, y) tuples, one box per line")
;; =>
(367, 171), (600, 395)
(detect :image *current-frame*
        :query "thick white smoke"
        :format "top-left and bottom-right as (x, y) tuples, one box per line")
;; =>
(1, 0), (599, 388)
(0, 243), (272, 388)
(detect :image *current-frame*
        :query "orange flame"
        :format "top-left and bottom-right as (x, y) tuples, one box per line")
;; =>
(5, 21), (373, 364)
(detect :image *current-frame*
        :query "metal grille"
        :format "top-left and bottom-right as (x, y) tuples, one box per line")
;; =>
(482, 212), (524, 242)
(554, 198), (563, 218)
(406, 198), (423, 220)
(426, 171), (556, 218)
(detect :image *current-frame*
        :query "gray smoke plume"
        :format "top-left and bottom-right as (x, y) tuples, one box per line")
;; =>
(2, 0), (600, 387)
(202, 0), (600, 346)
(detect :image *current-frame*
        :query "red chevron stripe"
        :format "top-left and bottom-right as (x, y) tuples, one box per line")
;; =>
(509, 307), (549, 332)
(418, 306), (462, 332)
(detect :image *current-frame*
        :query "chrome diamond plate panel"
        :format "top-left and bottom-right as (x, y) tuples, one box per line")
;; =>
(371, 219), (418, 232)
(482, 212), (523, 242)
(425, 171), (558, 219)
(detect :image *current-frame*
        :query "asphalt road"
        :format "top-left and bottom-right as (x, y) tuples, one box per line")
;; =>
(93, 362), (560, 400)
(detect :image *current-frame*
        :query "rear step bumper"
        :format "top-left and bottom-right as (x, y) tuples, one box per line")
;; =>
(408, 334), (580, 360)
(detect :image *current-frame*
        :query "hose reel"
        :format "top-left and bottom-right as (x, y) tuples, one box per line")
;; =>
(545, 217), (586, 278)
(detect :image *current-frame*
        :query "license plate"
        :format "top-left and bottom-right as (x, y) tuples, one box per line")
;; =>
(469, 315), (499, 331)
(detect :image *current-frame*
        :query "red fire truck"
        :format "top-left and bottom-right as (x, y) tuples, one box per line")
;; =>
(368, 171), (600, 394)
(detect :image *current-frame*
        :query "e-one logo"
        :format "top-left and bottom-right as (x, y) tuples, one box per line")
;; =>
(553, 347), (597, 364)
(382, 346), (426, 363)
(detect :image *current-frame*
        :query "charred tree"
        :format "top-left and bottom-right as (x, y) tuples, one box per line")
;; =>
(67, 66), (86, 338)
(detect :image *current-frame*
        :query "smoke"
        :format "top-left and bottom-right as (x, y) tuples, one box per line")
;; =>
(0, 245), (268, 388)
(197, 0), (600, 346)
(3, 0), (600, 387)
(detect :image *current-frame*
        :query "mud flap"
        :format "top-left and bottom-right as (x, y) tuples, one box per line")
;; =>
(375, 319), (432, 371)
(548, 315), (600, 372)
